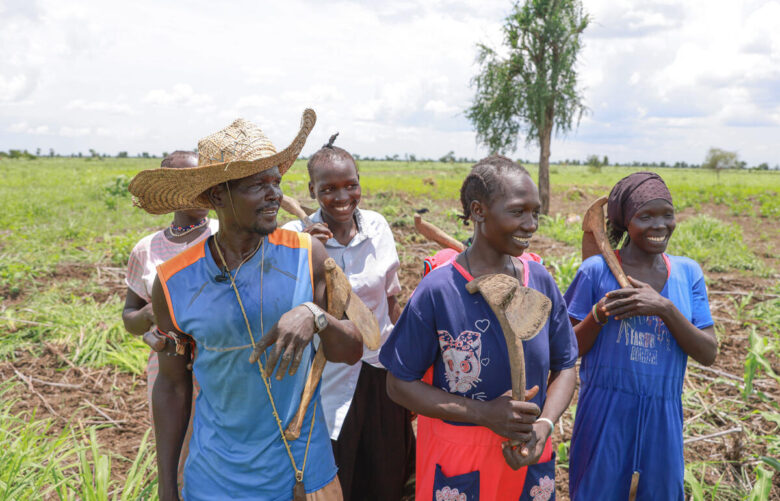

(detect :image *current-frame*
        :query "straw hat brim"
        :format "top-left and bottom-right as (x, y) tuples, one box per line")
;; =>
(129, 109), (316, 215)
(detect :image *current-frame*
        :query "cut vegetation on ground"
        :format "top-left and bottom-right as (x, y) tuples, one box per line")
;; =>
(1, 158), (778, 499)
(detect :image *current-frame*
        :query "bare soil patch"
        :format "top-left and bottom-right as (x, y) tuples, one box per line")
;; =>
(1, 346), (150, 482)
(6, 192), (778, 499)
(678, 202), (780, 272)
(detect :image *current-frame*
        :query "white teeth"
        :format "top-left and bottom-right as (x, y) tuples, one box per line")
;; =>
(513, 237), (529, 245)
(648, 236), (666, 242)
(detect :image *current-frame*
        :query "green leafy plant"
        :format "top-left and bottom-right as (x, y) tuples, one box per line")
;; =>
(537, 214), (582, 248)
(743, 327), (780, 399)
(684, 463), (723, 501)
(668, 216), (766, 274)
(746, 465), (774, 501)
(546, 253), (581, 291)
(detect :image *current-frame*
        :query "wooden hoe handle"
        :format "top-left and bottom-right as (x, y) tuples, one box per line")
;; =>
(414, 213), (465, 251)
(284, 258), (380, 440)
(581, 196), (631, 288)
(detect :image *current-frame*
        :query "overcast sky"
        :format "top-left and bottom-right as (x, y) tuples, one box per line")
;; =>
(2, 0), (779, 165)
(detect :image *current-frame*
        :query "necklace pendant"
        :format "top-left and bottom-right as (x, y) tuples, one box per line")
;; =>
(293, 479), (306, 501)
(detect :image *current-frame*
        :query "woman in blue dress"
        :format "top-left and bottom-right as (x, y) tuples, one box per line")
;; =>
(564, 172), (717, 500)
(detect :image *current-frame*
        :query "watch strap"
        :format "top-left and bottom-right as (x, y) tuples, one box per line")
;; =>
(302, 301), (326, 332)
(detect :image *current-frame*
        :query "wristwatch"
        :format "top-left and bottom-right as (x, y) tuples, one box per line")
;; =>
(302, 302), (328, 333)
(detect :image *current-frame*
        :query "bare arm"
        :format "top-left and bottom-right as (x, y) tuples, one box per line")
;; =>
(522, 367), (577, 460)
(122, 288), (155, 336)
(660, 319), (716, 366)
(151, 277), (192, 501)
(387, 295), (401, 324)
(249, 237), (363, 379)
(604, 276), (718, 366)
(385, 373), (540, 444)
(570, 296), (608, 356)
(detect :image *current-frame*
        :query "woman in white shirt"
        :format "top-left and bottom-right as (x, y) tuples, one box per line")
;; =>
(283, 134), (413, 501)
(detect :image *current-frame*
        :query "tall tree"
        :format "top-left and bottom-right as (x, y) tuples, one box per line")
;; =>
(466, 0), (589, 214)
(702, 147), (738, 181)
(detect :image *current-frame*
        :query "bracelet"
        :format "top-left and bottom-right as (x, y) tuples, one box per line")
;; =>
(592, 303), (607, 325)
(536, 417), (555, 437)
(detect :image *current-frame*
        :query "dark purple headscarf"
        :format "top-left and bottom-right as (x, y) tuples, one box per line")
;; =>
(607, 172), (673, 240)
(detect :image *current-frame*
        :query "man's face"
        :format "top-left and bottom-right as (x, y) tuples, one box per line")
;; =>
(219, 166), (283, 235)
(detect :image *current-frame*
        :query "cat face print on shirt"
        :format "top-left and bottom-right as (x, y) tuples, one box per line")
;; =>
(437, 329), (483, 394)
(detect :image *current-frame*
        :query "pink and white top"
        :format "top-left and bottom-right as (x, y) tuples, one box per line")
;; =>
(125, 219), (220, 301)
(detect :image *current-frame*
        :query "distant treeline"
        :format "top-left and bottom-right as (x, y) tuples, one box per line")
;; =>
(1, 148), (777, 170)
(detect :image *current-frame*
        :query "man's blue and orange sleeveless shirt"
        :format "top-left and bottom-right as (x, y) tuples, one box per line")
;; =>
(156, 228), (336, 500)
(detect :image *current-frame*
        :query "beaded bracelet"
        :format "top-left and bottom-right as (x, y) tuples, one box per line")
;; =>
(592, 303), (607, 325)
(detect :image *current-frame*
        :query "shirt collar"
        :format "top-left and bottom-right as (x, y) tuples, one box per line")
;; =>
(310, 207), (373, 248)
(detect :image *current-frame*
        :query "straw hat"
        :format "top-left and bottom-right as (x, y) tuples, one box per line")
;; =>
(129, 108), (316, 214)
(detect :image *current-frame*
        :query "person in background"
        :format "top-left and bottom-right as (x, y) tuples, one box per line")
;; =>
(564, 171), (717, 500)
(283, 133), (414, 501)
(122, 150), (217, 488)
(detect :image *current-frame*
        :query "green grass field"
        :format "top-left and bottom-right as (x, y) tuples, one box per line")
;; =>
(1, 157), (778, 499)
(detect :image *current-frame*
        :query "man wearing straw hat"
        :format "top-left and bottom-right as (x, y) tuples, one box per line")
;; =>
(129, 109), (362, 501)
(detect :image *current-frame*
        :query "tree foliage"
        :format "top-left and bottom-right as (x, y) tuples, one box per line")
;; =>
(703, 147), (739, 180)
(703, 147), (738, 170)
(466, 0), (589, 213)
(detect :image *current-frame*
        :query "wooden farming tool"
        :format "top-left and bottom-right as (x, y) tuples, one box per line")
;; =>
(414, 213), (465, 252)
(628, 472), (639, 501)
(582, 197), (639, 500)
(581, 196), (630, 288)
(282, 194), (381, 440)
(281, 195), (316, 219)
(465, 273), (551, 446)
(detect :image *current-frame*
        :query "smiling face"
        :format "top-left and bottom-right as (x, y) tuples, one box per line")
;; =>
(475, 172), (540, 256)
(210, 166), (282, 235)
(626, 198), (676, 254)
(308, 157), (361, 225)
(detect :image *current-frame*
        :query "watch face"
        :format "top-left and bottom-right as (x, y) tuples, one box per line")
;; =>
(315, 314), (328, 331)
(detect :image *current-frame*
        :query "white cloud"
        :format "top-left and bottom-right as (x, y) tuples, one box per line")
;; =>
(8, 121), (29, 133)
(7, 121), (49, 134)
(0, 0), (777, 164)
(234, 95), (274, 109)
(65, 99), (134, 114)
(143, 84), (212, 107)
(424, 99), (459, 114)
(59, 126), (91, 137)
(0, 72), (37, 102)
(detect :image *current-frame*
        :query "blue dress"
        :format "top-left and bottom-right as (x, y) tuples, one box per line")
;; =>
(564, 254), (713, 501)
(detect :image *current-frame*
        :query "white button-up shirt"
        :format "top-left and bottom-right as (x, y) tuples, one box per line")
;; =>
(283, 208), (401, 440)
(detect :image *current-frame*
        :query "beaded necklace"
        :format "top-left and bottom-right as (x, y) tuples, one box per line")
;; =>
(169, 217), (208, 237)
(213, 233), (316, 501)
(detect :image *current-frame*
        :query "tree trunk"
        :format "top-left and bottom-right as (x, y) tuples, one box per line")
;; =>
(538, 122), (553, 215)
